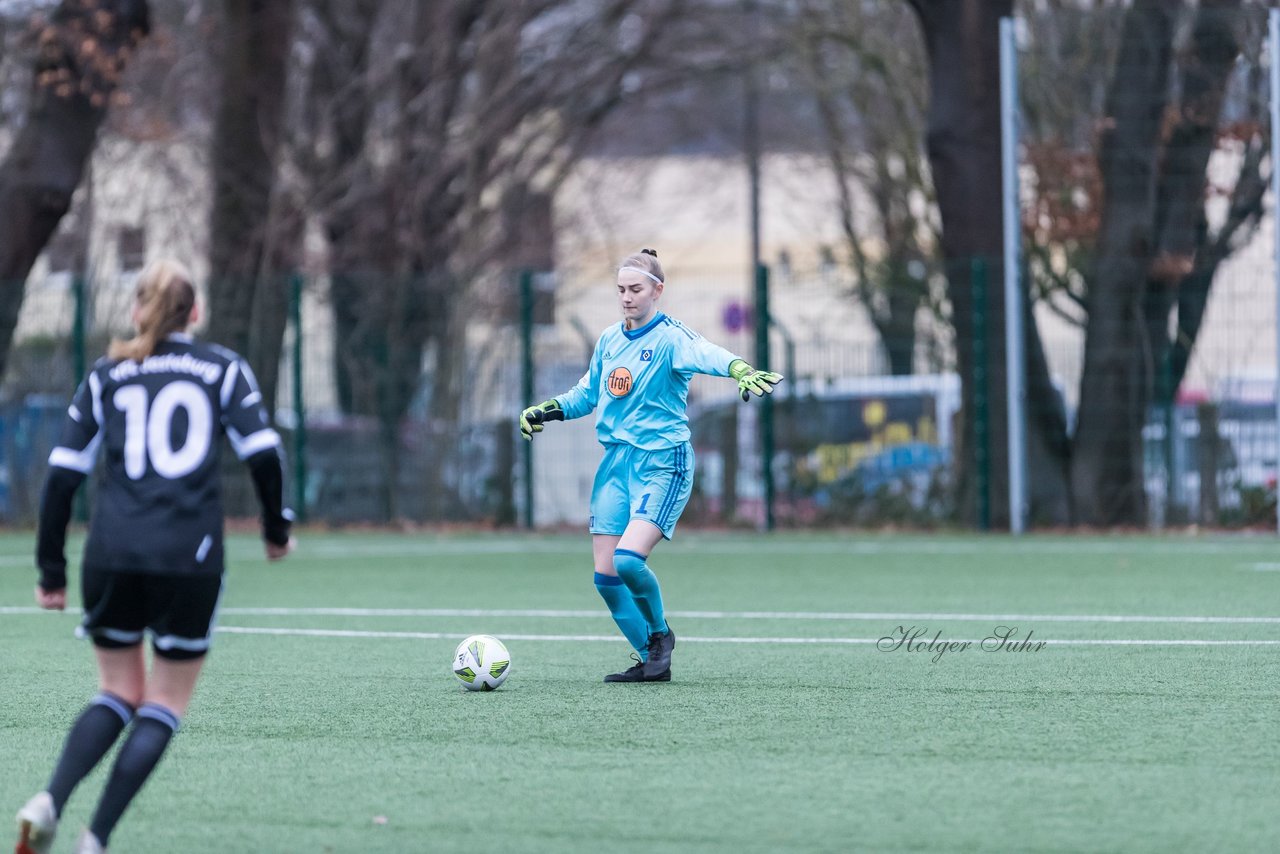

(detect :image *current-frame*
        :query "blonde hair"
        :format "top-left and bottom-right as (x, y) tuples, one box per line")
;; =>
(108, 259), (196, 362)
(619, 247), (664, 283)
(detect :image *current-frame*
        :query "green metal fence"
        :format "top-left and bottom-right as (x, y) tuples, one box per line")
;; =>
(0, 243), (1274, 531)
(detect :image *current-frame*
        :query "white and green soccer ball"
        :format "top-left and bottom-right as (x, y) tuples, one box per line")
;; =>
(453, 634), (511, 691)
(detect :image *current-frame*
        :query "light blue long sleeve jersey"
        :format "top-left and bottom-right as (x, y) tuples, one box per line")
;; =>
(556, 312), (741, 451)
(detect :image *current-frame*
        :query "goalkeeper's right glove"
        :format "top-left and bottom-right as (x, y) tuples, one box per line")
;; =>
(520, 398), (564, 440)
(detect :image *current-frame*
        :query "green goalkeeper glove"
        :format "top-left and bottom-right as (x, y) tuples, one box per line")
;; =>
(729, 359), (784, 401)
(520, 398), (564, 440)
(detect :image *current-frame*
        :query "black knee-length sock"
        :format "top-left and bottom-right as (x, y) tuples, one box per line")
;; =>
(88, 703), (180, 846)
(46, 692), (135, 815)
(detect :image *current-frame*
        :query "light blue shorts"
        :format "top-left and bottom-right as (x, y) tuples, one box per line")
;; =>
(589, 442), (694, 539)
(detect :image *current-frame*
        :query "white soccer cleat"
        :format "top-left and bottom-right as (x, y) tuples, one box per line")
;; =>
(14, 791), (57, 854)
(73, 829), (107, 854)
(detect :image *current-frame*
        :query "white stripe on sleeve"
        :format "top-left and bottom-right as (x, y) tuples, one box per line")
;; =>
(228, 427), (281, 459)
(88, 371), (104, 426)
(220, 360), (240, 407)
(48, 437), (101, 473)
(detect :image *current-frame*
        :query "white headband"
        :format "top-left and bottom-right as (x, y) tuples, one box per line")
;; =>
(619, 266), (663, 284)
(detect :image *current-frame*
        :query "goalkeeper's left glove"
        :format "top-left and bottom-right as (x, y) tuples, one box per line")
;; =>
(729, 359), (784, 402)
(520, 398), (564, 440)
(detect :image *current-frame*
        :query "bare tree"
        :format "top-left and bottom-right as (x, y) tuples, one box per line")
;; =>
(907, 0), (1062, 527)
(284, 0), (681, 516)
(205, 0), (296, 411)
(1015, 0), (1258, 525)
(792, 0), (937, 376)
(1066, 0), (1179, 525)
(912, 0), (1259, 526)
(1071, 0), (1253, 525)
(0, 0), (150, 382)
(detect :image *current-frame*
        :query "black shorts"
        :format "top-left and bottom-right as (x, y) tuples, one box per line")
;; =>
(79, 571), (224, 661)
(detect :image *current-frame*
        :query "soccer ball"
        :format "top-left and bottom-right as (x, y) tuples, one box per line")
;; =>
(453, 634), (511, 691)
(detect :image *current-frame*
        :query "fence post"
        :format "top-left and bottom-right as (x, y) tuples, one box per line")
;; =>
(1197, 403), (1219, 525)
(972, 258), (991, 531)
(770, 316), (796, 399)
(520, 269), (534, 529)
(72, 276), (86, 384)
(755, 262), (774, 531)
(1270, 8), (1280, 536)
(1000, 15), (1027, 534)
(72, 275), (88, 523)
(1159, 352), (1176, 525)
(290, 273), (307, 523)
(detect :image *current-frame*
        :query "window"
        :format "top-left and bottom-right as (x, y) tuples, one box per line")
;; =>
(118, 226), (146, 272)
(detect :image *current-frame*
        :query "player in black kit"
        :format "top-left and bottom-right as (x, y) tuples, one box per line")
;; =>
(14, 260), (294, 854)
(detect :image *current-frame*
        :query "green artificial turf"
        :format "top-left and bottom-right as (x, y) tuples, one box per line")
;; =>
(2, 531), (1277, 852)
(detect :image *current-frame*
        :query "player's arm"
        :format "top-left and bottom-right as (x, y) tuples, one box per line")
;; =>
(35, 370), (102, 604)
(671, 325), (785, 400)
(223, 358), (294, 557)
(35, 467), (85, 599)
(246, 447), (294, 557)
(521, 337), (603, 439)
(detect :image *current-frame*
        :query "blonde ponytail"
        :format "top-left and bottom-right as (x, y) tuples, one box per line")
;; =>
(109, 259), (196, 362)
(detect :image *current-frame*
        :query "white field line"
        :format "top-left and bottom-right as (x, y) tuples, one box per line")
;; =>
(285, 540), (1280, 557)
(218, 607), (1280, 624)
(4, 536), (1280, 563)
(0, 539), (1246, 560)
(4, 606), (1280, 623)
(3, 539), (1278, 566)
(213, 626), (1280, 646)
(7, 606), (1276, 644)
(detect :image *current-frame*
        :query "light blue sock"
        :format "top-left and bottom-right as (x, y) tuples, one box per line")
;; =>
(591, 573), (650, 660)
(613, 549), (667, 637)
(594, 573), (649, 660)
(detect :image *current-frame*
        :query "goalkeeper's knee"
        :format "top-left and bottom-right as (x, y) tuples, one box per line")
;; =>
(612, 549), (648, 583)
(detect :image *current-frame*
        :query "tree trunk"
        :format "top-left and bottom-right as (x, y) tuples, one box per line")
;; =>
(1070, 1), (1176, 526)
(206, 0), (295, 374)
(1143, 1), (1239, 404)
(303, 0), (379, 416)
(884, 287), (918, 376)
(909, 0), (1068, 526)
(0, 0), (150, 381)
(246, 260), (297, 415)
(875, 268), (919, 376)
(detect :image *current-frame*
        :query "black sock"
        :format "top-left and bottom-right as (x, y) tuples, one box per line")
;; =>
(46, 692), (135, 816)
(89, 703), (180, 846)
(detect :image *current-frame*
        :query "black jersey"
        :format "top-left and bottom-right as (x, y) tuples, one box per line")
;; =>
(37, 334), (291, 580)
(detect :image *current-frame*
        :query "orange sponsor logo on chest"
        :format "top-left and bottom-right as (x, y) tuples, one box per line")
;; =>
(607, 366), (633, 397)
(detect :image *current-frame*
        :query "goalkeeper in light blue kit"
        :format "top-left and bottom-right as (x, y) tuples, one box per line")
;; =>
(520, 248), (782, 682)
